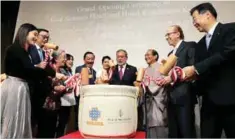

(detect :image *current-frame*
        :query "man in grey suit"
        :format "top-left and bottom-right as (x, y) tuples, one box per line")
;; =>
(158, 25), (197, 138)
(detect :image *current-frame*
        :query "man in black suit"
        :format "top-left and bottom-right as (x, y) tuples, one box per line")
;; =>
(159, 25), (196, 137)
(29, 28), (49, 67)
(75, 51), (96, 84)
(109, 49), (137, 86)
(28, 28), (56, 137)
(183, 3), (235, 138)
(109, 49), (144, 130)
(28, 28), (50, 121)
(74, 51), (96, 130)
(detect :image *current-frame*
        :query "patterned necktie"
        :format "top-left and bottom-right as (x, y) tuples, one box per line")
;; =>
(119, 66), (123, 80)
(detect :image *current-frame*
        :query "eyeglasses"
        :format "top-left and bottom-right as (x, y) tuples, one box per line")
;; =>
(39, 34), (50, 40)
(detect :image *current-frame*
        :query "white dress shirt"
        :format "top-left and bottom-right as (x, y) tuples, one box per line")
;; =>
(172, 40), (183, 55)
(195, 22), (219, 75)
(118, 63), (127, 75)
(205, 22), (219, 49)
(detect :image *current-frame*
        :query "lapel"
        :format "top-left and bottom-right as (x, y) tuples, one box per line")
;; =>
(122, 64), (130, 80)
(208, 23), (222, 51)
(33, 44), (43, 62)
(84, 64), (93, 74)
(82, 64), (86, 68)
(116, 64), (129, 81)
(168, 50), (173, 57)
(115, 65), (121, 81)
(175, 41), (185, 57)
(42, 50), (45, 60)
(201, 36), (208, 51)
(32, 45), (41, 64)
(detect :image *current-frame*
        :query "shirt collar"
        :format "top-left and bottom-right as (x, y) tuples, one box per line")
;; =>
(86, 66), (92, 71)
(175, 40), (183, 50)
(119, 63), (126, 69)
(208, 22), (219, 36)
(35, 43), (41, 50)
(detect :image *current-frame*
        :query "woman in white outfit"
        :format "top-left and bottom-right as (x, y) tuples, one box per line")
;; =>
(96, 56), (112, 84)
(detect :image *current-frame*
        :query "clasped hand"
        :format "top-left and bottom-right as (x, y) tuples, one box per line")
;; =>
(182, 66), (197, 81)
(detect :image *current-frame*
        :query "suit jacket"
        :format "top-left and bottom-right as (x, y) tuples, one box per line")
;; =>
(28, 44), (55, 108)
(109, 64), (137, 86)
(168, 41), (197, 105)
(28, 44), (45, 65)
(75, 64), (96, 84)
(194, 22), (235, 105)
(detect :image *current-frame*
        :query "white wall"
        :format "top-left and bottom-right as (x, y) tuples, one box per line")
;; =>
(15, 1), (235, 71)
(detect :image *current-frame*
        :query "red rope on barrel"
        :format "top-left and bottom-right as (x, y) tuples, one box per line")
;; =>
(44, 49), (51, 62)
(64, 74), (82, 96)
(169, 66), (185, 83)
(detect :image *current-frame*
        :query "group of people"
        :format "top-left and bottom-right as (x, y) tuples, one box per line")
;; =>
(0, 24), (77, 138)
(1, 2), (235, 139)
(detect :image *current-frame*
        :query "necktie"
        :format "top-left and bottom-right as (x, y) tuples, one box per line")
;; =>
(38, 48), (44, 61)
(206, 33), (212, 49)
(119, 66), (123, 80)
(88, 68), (93, 79)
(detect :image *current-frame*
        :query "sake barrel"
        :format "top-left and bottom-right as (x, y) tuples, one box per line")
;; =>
(79, 85), (139, 138)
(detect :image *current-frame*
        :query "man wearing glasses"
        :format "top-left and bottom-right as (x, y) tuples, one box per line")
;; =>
(29, 28), (50, 67)
(183, 3), (235, 138)
(28, 28), (52, 137)
(158, 25), (197, 138)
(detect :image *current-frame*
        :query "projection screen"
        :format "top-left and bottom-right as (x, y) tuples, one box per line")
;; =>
(15, 1), (235, 71)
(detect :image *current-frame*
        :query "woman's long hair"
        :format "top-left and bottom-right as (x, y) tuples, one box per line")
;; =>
(63, 54), (74, 73)
(14, 23), (37, 47)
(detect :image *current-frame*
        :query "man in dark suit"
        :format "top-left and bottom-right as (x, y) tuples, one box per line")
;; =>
(28, 28), (50, 119)
(183, 3), (235, 138)
(109, 49), (137, 86)
(28, 28), (49, 68)
(159, 25), (197, 138)
(28, 28), (57, 137)
(75, 51), (96, 84)
(109, 49), (144, 130)
(74, 51), (96, 130)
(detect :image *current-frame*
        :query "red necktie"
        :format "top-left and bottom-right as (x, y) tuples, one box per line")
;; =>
(119, 66), (123, 80)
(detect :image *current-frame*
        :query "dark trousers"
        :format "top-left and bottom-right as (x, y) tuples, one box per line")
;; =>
(168, 101), (196, 138)
(137, 106), (144, 131)
(201, 98), (235, 138)
(74, 96), (80, 130)
(55, 106), (72, 138)
(37, 108), (58, 138)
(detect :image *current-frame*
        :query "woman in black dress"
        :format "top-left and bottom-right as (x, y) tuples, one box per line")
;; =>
(1, 23), (55, 138)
